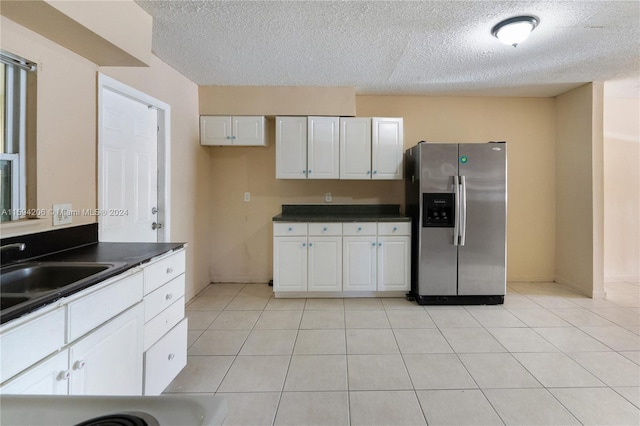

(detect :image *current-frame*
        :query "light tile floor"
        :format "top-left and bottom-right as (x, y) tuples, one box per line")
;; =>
(165, 281), (640, 425)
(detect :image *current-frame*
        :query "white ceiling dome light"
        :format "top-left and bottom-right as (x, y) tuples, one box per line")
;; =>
(492, 16), (539, 47)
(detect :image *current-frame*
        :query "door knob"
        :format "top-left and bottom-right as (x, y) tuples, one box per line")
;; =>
(152, 222), (163, 230)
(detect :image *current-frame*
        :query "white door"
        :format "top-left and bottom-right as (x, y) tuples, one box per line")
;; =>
(372, 118), (404, 180)
(273, 236), (308, 291)
(308, 236), (342, 291)
(100, 88), (158, 242)
(340, 117), (372, 179)
(377, 236), (411, 291)
(68, 304), (144, 396)
(343, 236), (377, 291)
(276, 117), (308, 179)
(307, 116), (339, 179)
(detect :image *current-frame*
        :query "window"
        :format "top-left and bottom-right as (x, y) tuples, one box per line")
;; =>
(1, 50), (36, 222)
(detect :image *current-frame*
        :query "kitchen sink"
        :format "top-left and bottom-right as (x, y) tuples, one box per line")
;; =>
(1, 262), (112, 294)
(0, 261), (127, 323)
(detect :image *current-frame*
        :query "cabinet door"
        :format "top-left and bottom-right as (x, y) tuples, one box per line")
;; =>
(200, 116), (232, 146)
(68, 303), (144, 396)
(0, 351), (69, 395)
(343, 236), (377, 291)
(143, 319), (187, 395)
(233, 116), (266, 146)
(308, 236), (342, 291)
(273, 236), (308, 291)
(276, 117), (308, 179)
(340, 117), (372, 179)
(372, 118), (404, 180)
(307, 116), (339, 179)
(377, 236), (411, 291)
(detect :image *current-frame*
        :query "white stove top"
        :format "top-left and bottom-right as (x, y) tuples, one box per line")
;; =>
(0, 394), (226, 426)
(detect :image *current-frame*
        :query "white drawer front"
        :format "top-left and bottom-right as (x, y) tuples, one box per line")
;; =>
(0, 308), (65, 384)
(342, 222), (376, 236)
(377, 222), (411, 236)
(143, 319), (187, 395)
(144, 297), (184, 351)
(273, 222), (307, 236)
(67, 272), (143, 343)
(143, 250), (186, 295)
(308, 222), (342, 236)
(144, 275), (186, 323)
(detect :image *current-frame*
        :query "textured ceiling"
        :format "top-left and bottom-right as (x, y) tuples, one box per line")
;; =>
(134, 0), (640, 97)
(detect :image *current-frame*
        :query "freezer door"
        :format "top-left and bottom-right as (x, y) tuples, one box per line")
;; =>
(457, 143), (507, 295)
(417, 143), (458, 296)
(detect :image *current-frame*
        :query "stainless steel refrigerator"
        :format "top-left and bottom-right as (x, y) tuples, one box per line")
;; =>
(405, 141), (507, 304)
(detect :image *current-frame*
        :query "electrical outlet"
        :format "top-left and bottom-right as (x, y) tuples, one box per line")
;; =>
(324, 192), (332, 203)
(244, 192), (251, 202)
(52, 203), (73, 226)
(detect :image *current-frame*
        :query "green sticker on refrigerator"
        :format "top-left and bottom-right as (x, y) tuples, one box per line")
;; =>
(460, 155), (468, 164)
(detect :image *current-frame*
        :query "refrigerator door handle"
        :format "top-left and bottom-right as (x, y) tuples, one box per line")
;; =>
(460, 175), (467, 246)
(453, 175), (460, 246)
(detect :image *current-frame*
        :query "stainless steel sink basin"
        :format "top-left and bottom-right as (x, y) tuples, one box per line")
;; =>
(1, 262), (112, 294)
(0, 261), (127, 323)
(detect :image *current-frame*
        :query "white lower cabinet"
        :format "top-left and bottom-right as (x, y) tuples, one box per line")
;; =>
(0, 351), (69, 395)
(143, 319), (187, 395)
(141, 249), (187, 395)
(68, 303), (144, 396)
(342, 236), (377, 291)
(377, 236), (411, 291)
(274, 221), (410, 294)
(1, 303), (144, 396)
(0, 248), (188, 397)
(308, 236), (342, 292)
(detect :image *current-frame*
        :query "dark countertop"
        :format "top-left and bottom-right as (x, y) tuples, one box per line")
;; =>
(272, 204), (411, 223)
(1, 241), (185, 325)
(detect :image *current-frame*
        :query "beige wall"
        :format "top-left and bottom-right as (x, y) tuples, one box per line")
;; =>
(207, 93), (557, 283)
(555, 83), (605, 297)
(0, 10), (209, 300)
(603, 95), (640, 283)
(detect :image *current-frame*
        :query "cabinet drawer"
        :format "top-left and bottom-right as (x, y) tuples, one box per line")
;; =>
(342, 222), (376, 236)
(143, 319), (187, 395)
(308, 222), (342, 236)
(0, 307), (65, 384)
(273, 222), (307, 236)
(143, 250), (186, 295)
(377, 222), (411, 236)
(144, 275), (186, 323)
(67, 272), (143, 343)
(144, 297), (184, 351)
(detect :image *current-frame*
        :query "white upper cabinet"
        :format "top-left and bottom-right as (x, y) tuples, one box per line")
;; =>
(200, 116), (266, 146)
(276, 116), (308, 179)
(340, 117), (403, 180)
(307, 116), (340, 179)
(340, 117), (372, 179)
(372, 117), (404, 179)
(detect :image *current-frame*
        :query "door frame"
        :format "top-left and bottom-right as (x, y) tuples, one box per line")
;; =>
(97, 73), (171, 242)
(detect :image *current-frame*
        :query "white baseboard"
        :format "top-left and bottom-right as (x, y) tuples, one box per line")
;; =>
(605, 274), (640, 283)
(209, 275), (272, 284)
(508, 276), (555, 283)
(554, 275), (592, 297)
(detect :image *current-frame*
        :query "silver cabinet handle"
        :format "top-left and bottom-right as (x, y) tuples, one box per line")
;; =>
(73, 360), (86, 370)
(166, 267), (174, 274)
(168, 353), (175, 361)
(166, 293), (173, 301)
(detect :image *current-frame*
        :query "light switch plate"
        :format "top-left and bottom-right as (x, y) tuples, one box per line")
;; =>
(52, 204), (72, 226)
(324, 193), (332, 203)
(243, 192), (251, 202)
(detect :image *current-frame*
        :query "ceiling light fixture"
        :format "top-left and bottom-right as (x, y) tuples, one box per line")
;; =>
(492, 16), (539, 47)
